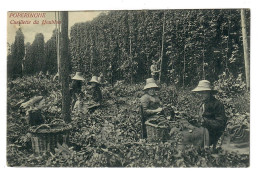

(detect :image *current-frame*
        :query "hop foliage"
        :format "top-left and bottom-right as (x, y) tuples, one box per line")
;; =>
(7, 75), (249, 167)
(69, 9), (249, 86)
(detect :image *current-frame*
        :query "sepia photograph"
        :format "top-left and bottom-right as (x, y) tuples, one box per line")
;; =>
(6, 9), (250, 167)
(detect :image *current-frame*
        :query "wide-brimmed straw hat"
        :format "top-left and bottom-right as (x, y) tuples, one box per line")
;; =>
(192, 80), (217, 93)
(72, 72), (85, 81)
(88, 76), (100, 85)
(143, 78), (159, 90)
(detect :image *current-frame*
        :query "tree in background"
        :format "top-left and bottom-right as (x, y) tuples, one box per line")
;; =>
(8, 9), (249, 87)
(7, 43), (13, 78)
(7, 28), (25, 78)
(45, 30), (58, 74)
(33, 33), (46, 73)
(23, 42), (33, 75)
(24, 33), (46, 75)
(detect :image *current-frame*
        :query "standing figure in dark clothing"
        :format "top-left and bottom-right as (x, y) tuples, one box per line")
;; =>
(98, 73), (105, 84)
(192, 80), (227, 148)
(87, 76), (102, 111)
(70, 72), (85, 111)
(150, 59), (161, 80)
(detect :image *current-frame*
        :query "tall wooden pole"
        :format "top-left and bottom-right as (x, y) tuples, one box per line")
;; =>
(60, 11), (71, 123)
(55, 12), (58, 71)
(130, 36), (133, 85)
(55, 12), (61, 77)
(58, 12), (61, 76)
(202, 29), (206, 80)
(159, 12), (165, 83)
(241, 9), (250, 90)
(183, 25), (186, 87)
(129, 11), (133, 85)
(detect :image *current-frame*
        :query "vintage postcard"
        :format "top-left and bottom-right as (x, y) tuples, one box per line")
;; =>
(7, 10), (250, 167)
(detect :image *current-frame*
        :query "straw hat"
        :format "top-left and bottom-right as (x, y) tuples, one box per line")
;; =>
(192, 80), (217, 93)
(88, 76), (100, 85)
(143, 78), (159, 90)
(72, 72), (85, 81)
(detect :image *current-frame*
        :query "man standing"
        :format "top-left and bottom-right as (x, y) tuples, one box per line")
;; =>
(150, 59), (161, 80)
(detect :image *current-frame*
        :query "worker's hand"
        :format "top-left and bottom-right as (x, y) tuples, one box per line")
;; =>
(199, 117), (206, 127)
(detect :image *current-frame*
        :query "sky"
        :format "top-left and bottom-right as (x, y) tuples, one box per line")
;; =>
(7, 11), (102, 44)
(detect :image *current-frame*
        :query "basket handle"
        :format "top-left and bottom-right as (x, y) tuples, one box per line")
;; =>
(153, 115), (166, 122)
(157, 115), (166, 120)
(154, 115), (170, 127)
(34, 124), (51, 132)
(50, 119), (66, 125)
(157, 120), (170, 126)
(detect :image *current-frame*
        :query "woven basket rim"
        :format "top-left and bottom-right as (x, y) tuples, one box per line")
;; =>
(145, 118), (169, 128)
(29, 124), (72, 134)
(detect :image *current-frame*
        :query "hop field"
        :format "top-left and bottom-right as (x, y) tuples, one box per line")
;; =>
(7, 75), (249, 167)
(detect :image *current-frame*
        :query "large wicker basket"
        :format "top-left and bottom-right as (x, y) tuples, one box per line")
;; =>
(29, 119), (72, 155)
(145, 117), (170, 142)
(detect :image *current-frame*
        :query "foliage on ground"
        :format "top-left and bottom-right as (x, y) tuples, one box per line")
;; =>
(7, 75), (249, 167)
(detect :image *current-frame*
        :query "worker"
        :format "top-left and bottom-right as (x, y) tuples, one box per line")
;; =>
(70, 72), (85, 111)
(150, 59), (161, 80)
(192, 80), (227, 148)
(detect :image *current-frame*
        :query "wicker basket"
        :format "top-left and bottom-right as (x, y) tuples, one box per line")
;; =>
(29, 119), (72, 155)
(145, 117), (170, 142)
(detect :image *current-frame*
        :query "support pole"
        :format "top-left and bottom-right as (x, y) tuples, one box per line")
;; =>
(159, 12), (165, 83)
(240, 9), (250, 90)
(60, 11), (71, 123)
(55, 12), (61, 77)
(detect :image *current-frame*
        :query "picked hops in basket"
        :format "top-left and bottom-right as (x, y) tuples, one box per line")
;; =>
(145, 117), (170, 142)
(29, 119), (72, 155)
